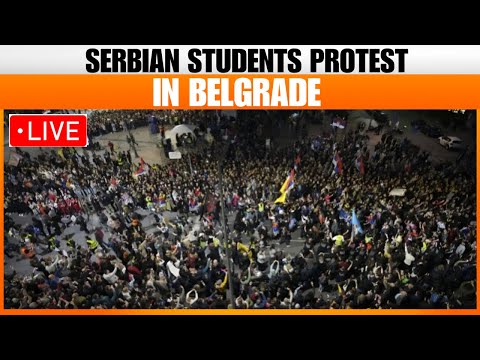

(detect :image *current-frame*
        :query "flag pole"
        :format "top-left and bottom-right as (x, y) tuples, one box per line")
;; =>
(218, 152), (236, 309)
(351, 208), (356, 244)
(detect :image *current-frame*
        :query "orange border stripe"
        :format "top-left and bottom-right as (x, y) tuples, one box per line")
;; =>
(0, 109), (4, 312)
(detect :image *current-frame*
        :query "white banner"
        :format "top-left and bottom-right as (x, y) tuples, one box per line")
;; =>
(168, 151), (182, 159)
(1, 45), (480, 74)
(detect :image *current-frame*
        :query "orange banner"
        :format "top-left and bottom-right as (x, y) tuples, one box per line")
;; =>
(0, 74), (479, 109)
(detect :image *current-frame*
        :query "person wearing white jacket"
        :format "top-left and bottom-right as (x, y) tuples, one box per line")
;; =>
(404, 243), (415, 266)
(103, 265), (119, 284)
(256, 248), (268, 272)
(45, 255), (60, 274)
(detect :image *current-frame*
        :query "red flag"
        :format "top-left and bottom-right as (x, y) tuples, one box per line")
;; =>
(134, 165), (148, 177)
(295, 154), (301, 165)
(334, 152), (343, 175)
(206, 192), (217, 213)
(355, 155), (365, 176)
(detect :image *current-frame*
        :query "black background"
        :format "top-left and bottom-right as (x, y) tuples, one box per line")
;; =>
(1, 11), (479, 350)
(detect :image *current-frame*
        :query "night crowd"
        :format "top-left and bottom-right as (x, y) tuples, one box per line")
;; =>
(4, 111), (476, 309)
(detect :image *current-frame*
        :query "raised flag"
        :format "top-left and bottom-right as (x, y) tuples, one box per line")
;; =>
(134, 166), (148, 177)
(158, 194), (166, 206)
(332, 152), (343, 175)
(351, 209), (364, 234)
(331, 117), (346, 129)
(280, 169), (295, 194)
(355, 155), (365, 175)
(133, 161), (149, 177)
(274, 192), (287, 204)
(272, 222), (280, 236)
(295, 154), (301, 165)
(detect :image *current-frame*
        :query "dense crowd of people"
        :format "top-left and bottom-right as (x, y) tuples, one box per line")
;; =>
(4, 111), (476, 309)
(86, 110), (222, 137)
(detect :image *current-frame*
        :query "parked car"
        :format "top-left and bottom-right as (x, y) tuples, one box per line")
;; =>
(411, 119), (442, 137)
(423, 125), (443, 138)
(438, 136), (465, 150)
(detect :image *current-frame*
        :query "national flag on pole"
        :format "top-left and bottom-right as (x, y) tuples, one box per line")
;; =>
(133, 166), (148, 177)
(355, 155), (365, 175)
(351, 209), (364, 234)
(275, 169), (295, 204)
(133, 158), (149, 178)
(332, 152), (343, 175)
(158, 194), (166, 206)
(331, 117), (346, 129)
(272, 222), (280, 236)
(294, 154), (301, 171)
(280, 169), (295, 194)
